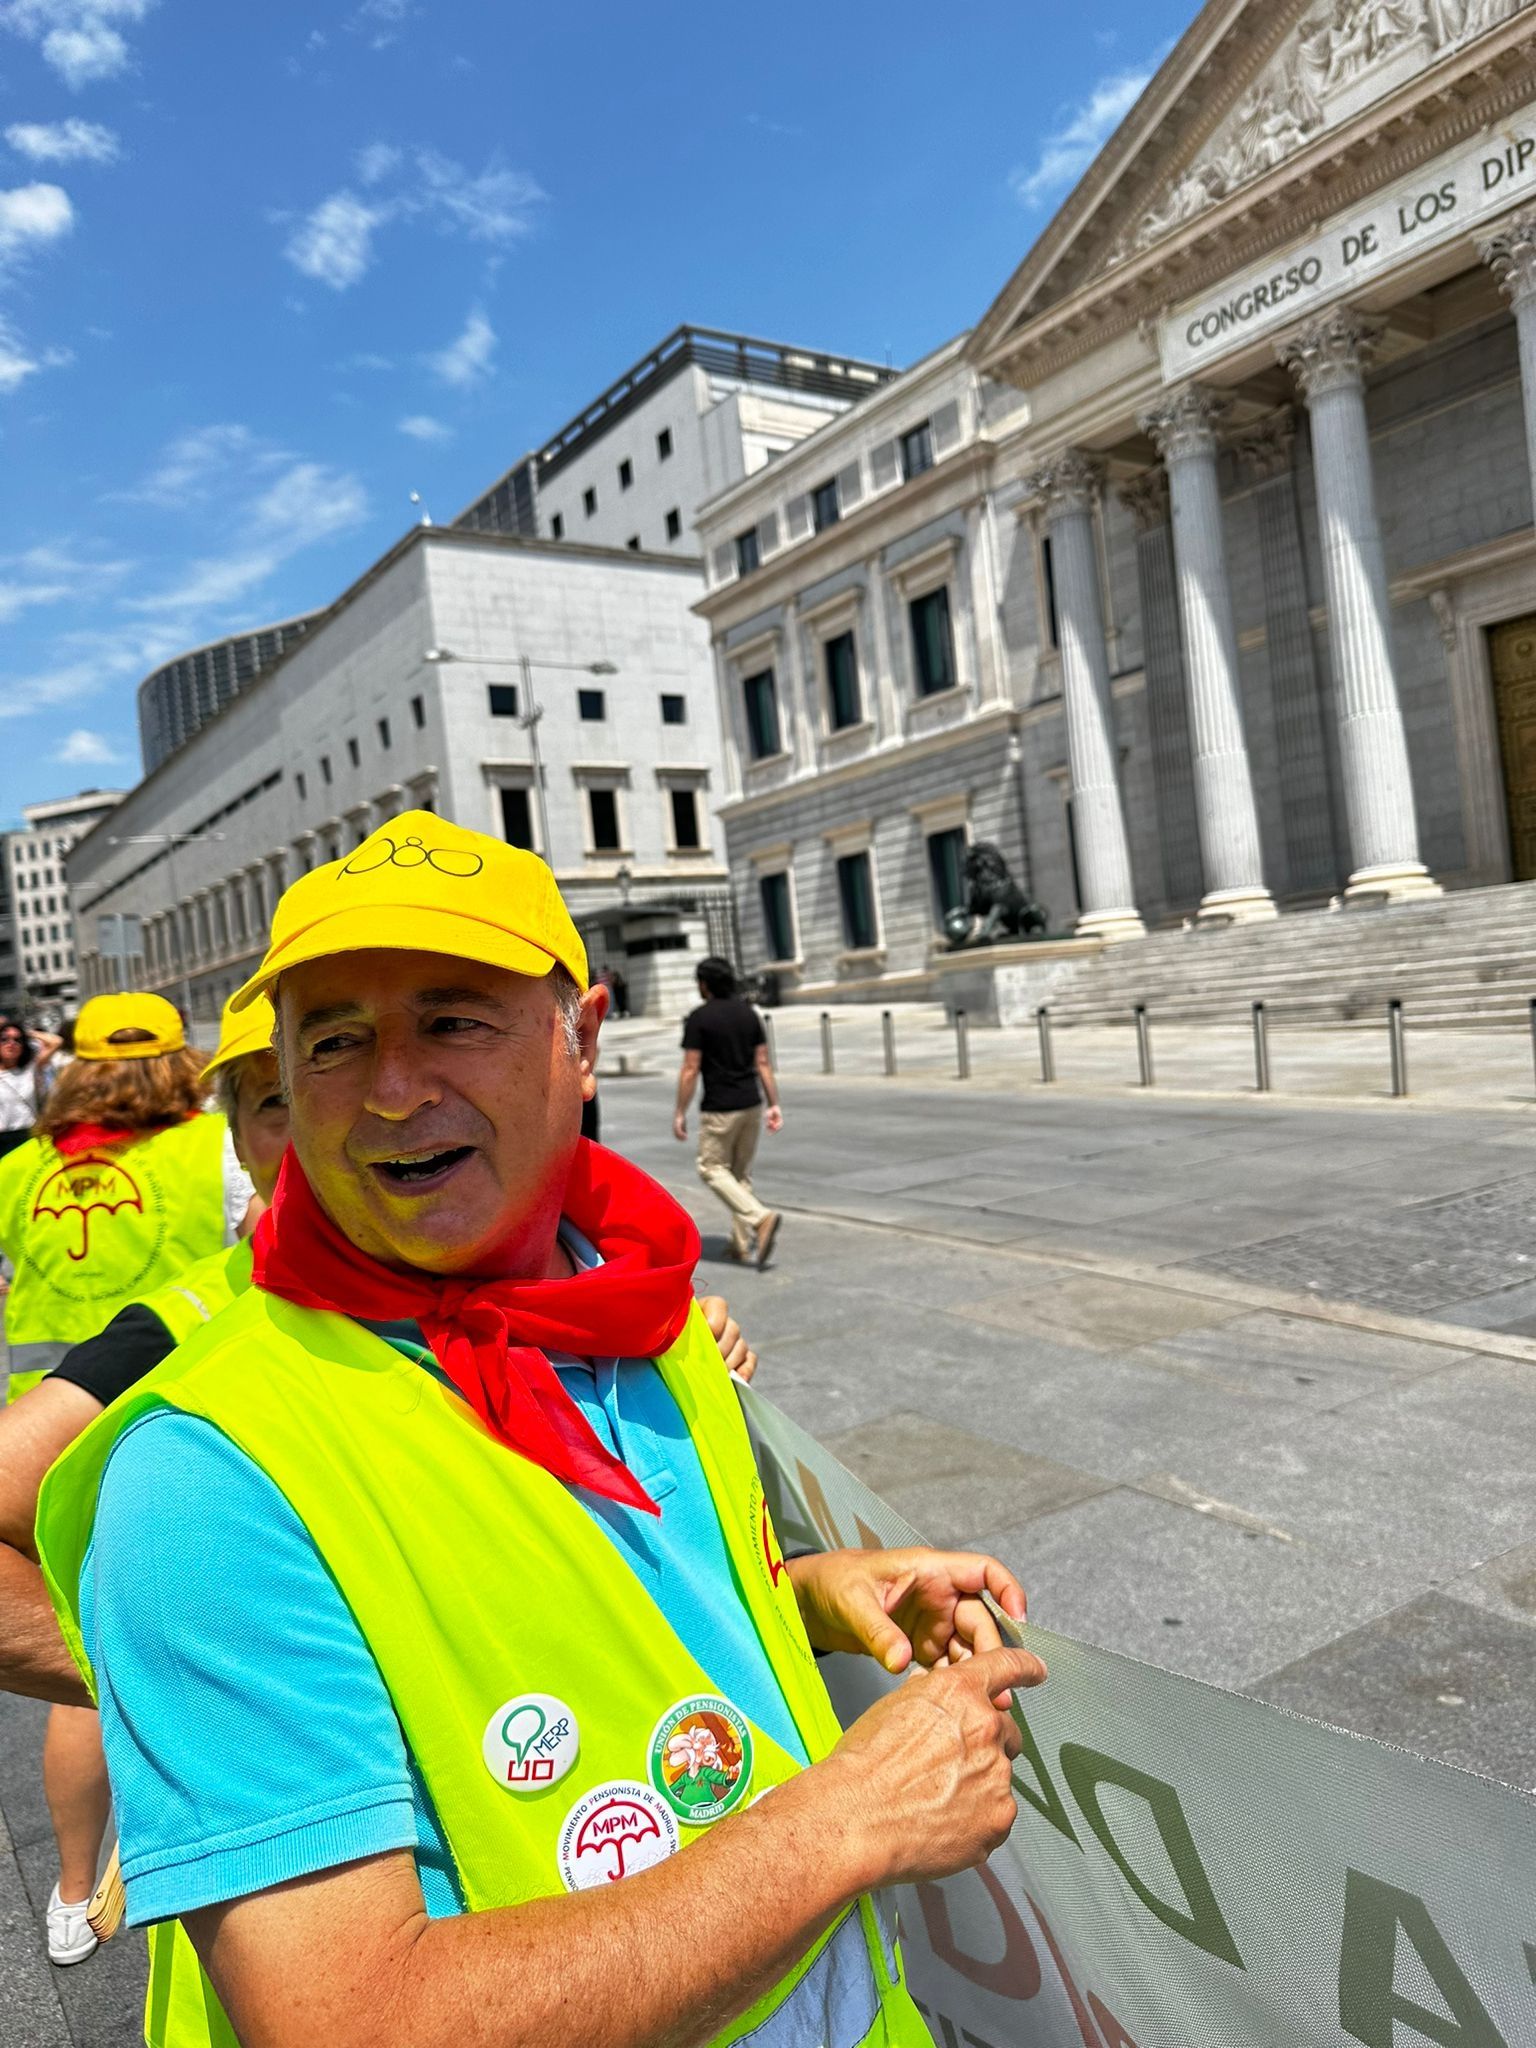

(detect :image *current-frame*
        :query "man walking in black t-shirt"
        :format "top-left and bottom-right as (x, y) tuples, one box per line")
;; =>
(673, 958), (783, 1267)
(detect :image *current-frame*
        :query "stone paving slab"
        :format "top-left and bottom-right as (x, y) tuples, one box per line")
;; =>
(0, 1805), (70, 2048)
(1250, 1592), (1536, 1792)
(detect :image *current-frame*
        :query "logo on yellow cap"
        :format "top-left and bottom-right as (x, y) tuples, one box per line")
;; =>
(340, 833), (484, 880)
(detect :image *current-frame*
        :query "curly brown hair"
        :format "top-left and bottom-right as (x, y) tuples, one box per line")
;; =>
(36, 1036), (209, 1142)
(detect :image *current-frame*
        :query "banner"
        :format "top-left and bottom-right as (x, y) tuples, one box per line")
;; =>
(742, 1386), (1536, 2048)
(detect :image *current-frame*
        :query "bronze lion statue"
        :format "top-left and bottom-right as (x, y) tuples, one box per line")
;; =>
(943, 842), (1049, 947)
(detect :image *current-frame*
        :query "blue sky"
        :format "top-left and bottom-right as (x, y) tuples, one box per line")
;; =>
(0, 0), (1191, 824)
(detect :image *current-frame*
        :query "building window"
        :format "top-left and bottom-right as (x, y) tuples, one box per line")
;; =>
(735, 527), (760, 577)
(670, 787), (702, 850)
(499, 785), (535, 850)
(411, 695), (426, 729)
(900, 421), (934, 481)
(378, 717), (392, 749)
(583, 487), (597, 517)
(489, 683), (520, 718)
(660, 693), (687, 725)
(657, 427), (673, 461)
(812, 478), (840, 532)
(347, 737), (360, 768)
(909, 586), (956, 695)
(665, 508), (682, 540)
(626, 535), (641, 552)
(743, 670), (781, 760)
(296, 772), (307, 802)
(824, 631), (861, 731)
(619, 458), (633, 490)
(760, 870), (795, 963)
(588, 787), (621, 852)
(320, 755), (333, 785)
(578, 689), (606, 722)
(927, 827), (968, 927)
(836, 850), (878, 950)
(551, 512), (565, 540)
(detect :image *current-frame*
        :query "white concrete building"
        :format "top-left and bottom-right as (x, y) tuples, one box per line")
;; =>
(454, 327), (896, 559)
(70, 529), (727, 1025)
(6, 790), (125, 1017)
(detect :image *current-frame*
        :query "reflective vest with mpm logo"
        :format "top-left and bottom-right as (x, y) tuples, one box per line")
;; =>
(0, 1115), (228, 1398)
(38, 1288), (932, 2048)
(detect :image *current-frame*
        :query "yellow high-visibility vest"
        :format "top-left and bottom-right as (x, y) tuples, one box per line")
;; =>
(0, 1116), (228, 1398)
(38, 1286), (929, 2048)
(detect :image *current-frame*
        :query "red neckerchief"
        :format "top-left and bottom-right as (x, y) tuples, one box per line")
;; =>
(250, 1139), (701, 1516)
(53, 1120), (179, 1159)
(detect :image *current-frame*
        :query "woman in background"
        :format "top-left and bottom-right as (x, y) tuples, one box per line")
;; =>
(0, 1018), (61, 1161)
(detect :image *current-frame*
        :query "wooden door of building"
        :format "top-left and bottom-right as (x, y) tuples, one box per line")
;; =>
(1490, 615), (1536, 881)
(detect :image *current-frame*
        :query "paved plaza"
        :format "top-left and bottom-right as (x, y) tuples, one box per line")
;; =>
(9, 1062), (1536, 2041)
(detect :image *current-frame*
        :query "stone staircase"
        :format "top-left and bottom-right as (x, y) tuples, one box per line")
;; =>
(1035, 881), (1536, 1029)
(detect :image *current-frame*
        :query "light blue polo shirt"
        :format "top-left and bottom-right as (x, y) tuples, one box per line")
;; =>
(82, 1225), (806, 1927)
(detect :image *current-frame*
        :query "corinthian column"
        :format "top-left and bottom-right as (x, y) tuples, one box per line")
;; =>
(1276, 308), (1439, 902)
(1024, 450), (1144, 941)
(1141, 385), (1275, 922)
(1480, 211), (1536, 524)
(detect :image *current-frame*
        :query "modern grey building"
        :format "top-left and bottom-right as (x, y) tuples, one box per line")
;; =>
(138, 614), (323, 773)
(454, 326), (896, 559)
(698, 0), (1536, 1003)
(6, 790), (125, 1017)
(71, 529), (726, 1026)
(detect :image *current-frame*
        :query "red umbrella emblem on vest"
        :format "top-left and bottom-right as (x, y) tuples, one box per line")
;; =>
(574, 1794), (663, 1882)
(32, 1155), (144, 1260)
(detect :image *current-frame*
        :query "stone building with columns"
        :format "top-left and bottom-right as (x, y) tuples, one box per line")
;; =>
(701, 0), (1536, 1000)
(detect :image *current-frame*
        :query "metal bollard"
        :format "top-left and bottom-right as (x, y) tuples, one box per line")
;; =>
(1252, 999), (1271, 1094)
(820, 1010), (834, 1076)
(881, 1008), (897, 1078)
(1134, 1003), (1154, 1088)
(1388, 998), (1408, 1098)
(1036, 1005), (1056, 1084)
(955, 1008), (970, 1082)
(763, 1011), (777, 1072)
(1530, 997), (1536, 1099)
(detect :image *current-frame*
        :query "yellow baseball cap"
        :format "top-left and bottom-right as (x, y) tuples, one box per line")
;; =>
(202, 991), (276, 1083)
(230, 811), (588, 1011)
(74, 992), (186, 1061)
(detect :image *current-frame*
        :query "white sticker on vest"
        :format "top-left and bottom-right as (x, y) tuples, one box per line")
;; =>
(482, 1693), (580, 1794)
(557, 1780), (680, 1891)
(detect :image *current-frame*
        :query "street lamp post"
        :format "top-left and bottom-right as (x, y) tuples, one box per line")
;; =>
(109, 832), (224, 1022)
(422, 646), (618, 871)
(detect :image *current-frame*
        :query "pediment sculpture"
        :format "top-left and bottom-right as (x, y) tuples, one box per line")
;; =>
(1102, 0), (1532, 269)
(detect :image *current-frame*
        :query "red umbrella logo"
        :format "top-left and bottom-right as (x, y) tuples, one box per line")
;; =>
(761, 1495), (786, 1587)
(32, 1156), (144, 1261)
(575, 1795), (663, 1882)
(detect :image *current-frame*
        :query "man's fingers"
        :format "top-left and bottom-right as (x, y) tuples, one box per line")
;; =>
(954, 1597), (1002, 1656)
(982, 1558), (1028, 1623)
(957, 1645), (1047, 1700)
(699, 1296), (728, 1338)
(735, 1349), (758, 1383)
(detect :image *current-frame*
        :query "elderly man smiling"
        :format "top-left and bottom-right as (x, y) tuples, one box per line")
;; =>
(39, 814), (1043, 2048)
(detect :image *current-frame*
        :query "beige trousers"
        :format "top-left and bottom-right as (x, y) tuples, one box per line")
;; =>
(696, 1108), (769, 1254)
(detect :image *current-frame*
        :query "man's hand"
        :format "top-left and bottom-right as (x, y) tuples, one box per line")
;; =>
(698, 1296), (757, 1382)
(788, 1547), (1033, 1682)
(672, 1111), (688, 1142)
(764, 1105), (783, 1133)
(815, 1648), (1041, 1888)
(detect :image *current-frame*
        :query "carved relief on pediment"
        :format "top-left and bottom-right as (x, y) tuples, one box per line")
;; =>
(1099, 0), (1531, 271)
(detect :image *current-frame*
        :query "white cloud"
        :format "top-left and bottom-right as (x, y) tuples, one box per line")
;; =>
(53, 725), (119, 762)
(429, 306), (495, 388)
(398, 413), (452, 442)
(0, 181), (72, 259)
(6, 117), (118, 163)
(415, 150), (542, 242)
(125, 459), (369, 617)
(355, 141), (400, 186)
(0, 312), (69, 394)
(1009, 69), (1151, 208)
(0, 0), (154, 88)
(117, 422), (270, 506)
(285, 189), (386, 290)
